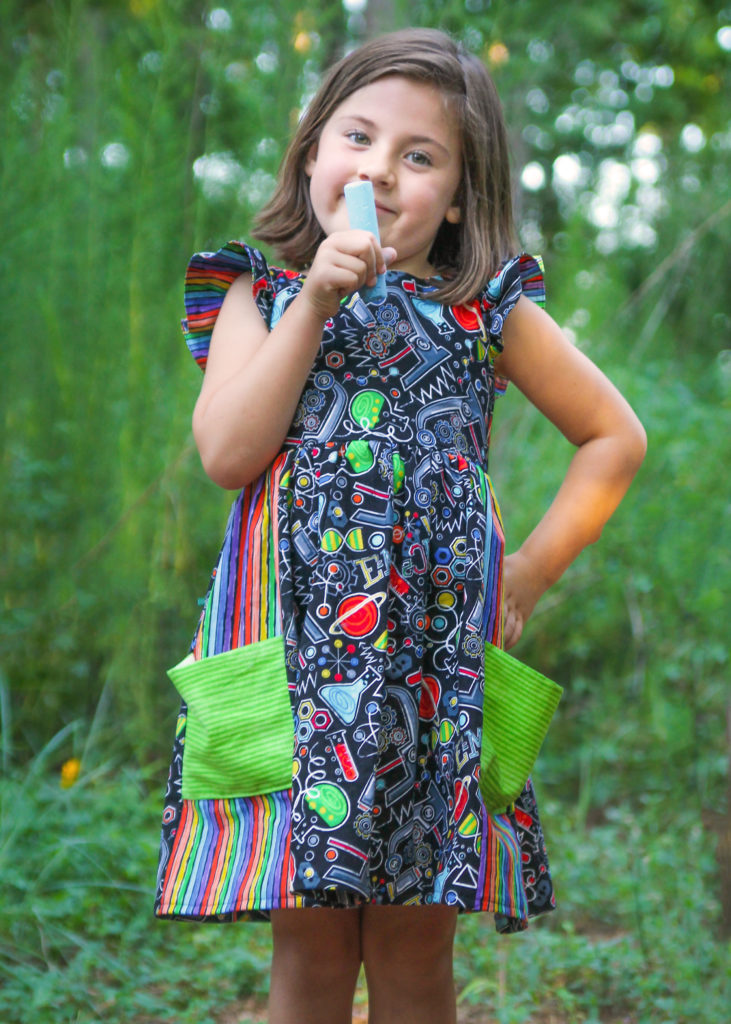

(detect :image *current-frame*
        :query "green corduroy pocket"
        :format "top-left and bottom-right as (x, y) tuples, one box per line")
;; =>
(480, 643), (563, 814)
(168, 637), (294, 800)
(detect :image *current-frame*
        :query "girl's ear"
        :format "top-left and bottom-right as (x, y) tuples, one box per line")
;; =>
(305, 142), (318, 177)
(445, 178), (464, 224)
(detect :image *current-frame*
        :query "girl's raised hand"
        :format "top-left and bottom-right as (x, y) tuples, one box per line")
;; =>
(300, 230), (397, 321)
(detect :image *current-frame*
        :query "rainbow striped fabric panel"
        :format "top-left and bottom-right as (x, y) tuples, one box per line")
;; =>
(157, 792), (303, 916)
(181, 242), (277, 371)
(474, 806), (527, 916)
(157, 453), (298, 916)
(515, 252), (546, 307)
(480, 469), (506, 648)
(192, 455), (288, 658)
(158, 791), (527, 918)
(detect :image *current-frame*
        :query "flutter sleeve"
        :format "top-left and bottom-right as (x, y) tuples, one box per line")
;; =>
(478, 253), (546, 397)
(181, 241), (276, 371)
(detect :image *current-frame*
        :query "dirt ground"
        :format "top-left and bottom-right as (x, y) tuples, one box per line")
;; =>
(218, 994), (637, 1023)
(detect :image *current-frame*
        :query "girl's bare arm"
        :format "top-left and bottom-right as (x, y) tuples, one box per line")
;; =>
(192, 231), (393, 489)
(494, 296), (647, 647)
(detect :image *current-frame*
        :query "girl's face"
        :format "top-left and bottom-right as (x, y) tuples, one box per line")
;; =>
(305, 76), (462, 278)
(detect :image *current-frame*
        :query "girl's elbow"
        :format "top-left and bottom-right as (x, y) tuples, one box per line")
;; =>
(202, 456), (250, 490)
(626, 416), (648, 470)
(197, 444), (247, 490)
(194, 437), (274, 491)
(606, 399), (647, 470)
(612, 415), (647, 487)
(192, 415), (249, 490)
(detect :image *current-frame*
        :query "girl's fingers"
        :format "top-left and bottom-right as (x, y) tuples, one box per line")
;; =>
(303, 232), (398, 318)
(502, 605), (523, 650)
(313, 236), (379, 289)
(326, 231), (383, 279)
(330, 255), (376, 292)
(380, 246), (397, 272)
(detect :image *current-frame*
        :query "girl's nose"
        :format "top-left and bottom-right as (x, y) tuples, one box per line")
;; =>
(357, 151), (395, 188)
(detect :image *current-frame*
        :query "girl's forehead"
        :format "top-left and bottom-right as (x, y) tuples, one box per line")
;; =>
(333, 76), (447, 114)
(325, 76), (460, 139)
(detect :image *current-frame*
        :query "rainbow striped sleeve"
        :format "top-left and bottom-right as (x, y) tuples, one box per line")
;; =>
(487, 252), (546, 397)
(181, 241), (275, 370)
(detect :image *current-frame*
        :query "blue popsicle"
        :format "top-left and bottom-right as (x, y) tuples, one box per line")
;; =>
(344, 180), (387, 303)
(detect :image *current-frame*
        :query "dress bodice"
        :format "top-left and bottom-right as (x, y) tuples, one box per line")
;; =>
(282, 276), (496, 467)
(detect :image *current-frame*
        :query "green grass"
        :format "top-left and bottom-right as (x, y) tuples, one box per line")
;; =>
(455, 795), (730, 1023)
(1, 765), (727, 1024)
(0, 761), (271, 1024)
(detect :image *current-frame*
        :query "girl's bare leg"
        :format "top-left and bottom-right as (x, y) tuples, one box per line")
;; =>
(269, 908), (362, 1024)
(361, 904), (458, 1024)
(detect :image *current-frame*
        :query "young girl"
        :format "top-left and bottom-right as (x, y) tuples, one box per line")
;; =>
(156, 28), (646, 1023)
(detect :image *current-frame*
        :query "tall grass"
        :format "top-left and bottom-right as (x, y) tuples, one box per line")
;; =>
(1, 0), (348, 760)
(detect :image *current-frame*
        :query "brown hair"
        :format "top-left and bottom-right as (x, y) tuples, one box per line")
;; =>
(254, 28), (517, 305)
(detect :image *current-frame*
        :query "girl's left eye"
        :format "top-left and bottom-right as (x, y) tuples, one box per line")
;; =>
(407, 150), (433, 166)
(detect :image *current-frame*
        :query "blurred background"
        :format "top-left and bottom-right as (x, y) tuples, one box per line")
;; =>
(1, 1), (729, 1021)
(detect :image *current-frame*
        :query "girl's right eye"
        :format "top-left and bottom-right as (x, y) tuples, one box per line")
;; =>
(345, 129), (369, 145)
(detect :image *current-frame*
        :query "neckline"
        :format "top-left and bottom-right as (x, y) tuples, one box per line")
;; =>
(383, 267), (449, 292)
(292, 257), (450, 293)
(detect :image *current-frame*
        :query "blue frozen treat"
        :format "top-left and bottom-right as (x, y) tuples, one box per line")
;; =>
(344, 180), (387, 303)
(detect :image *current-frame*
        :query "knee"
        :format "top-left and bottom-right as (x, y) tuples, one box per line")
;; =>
(362, 905), (457, 983)
(271, 908), (362, 982)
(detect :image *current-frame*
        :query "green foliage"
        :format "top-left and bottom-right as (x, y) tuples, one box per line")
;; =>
(0, 762), (272, 1024)
(455, 797), (730, 1023)
(0, 0), (348, 760)
(1, 765), (727, 1023)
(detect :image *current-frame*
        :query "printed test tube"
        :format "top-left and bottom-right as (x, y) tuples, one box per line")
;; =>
(329, 728), (359, 782)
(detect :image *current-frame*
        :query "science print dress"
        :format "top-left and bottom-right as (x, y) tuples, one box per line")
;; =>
(155, 242), (555, 933)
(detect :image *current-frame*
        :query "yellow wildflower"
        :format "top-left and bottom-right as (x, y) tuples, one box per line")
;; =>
(487, 43), (510, 67)
(60, 757), (81, 788)
(294, 31), (312, 54)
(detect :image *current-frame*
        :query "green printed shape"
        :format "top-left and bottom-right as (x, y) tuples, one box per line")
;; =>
(304, 782), (348, 827)
(351, 390), (385, 429)
(345, 439), (374, 474)
(392, 452), (405, 492)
